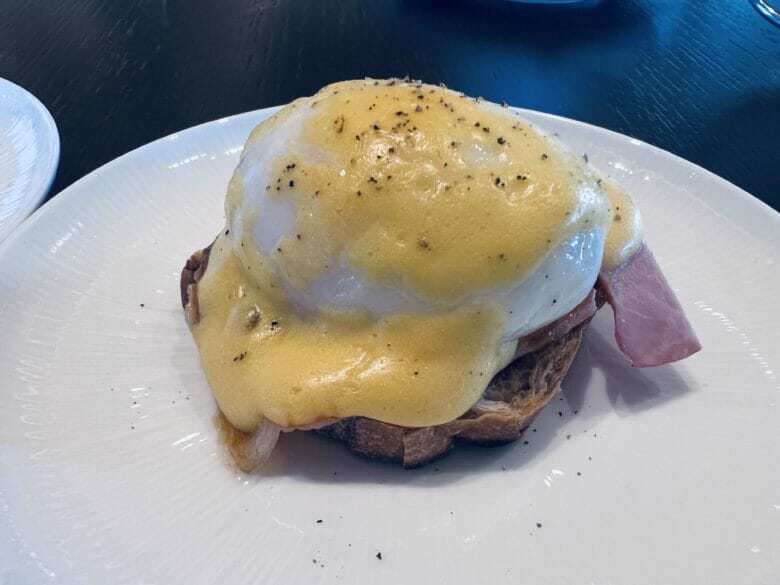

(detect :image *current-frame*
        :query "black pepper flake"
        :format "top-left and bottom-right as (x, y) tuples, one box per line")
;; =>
(376, 552), (383, 560)
(285, 163), (296, 170)
(516, 175), (527, 181)
(495, 177), (501, 186)
(139, 303), (145, 307)
(395, 110), (407, 116)
(536, 522), (542, 528)
(415, 104), (423, 112)
(413, 371), (419, 376)
(501, 101), (509, 108)
(577, 471), (582, 476)
(497, 136), (506, 145)
(334, 115), (345, 133)
(418, 238), (430, 250)
(296, 233), (301, 240)
(541, 153), (548, 160)
(368, 176), (378, 183)
(316, 519), (323, 524)
(582, 153), (589, 163)
(482, 126), (490, 133)
(270, 320), (279, 330)
(233, 352), (246, 362)
(224, 229), (230, 235)
(357, 190), (362, 197)
(567, 434), (571, 440)
(288, 180), (295, 188)
(552, 299), (557, 304)
(276, 247), (282, 253)
(474, 121), (480, 127)
(372, 124), (380, 131)
(388, 147), (396, 154)
(558, 411), (563, 416)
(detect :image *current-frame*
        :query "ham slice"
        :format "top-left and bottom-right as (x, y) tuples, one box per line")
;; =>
(513, 289), (598, 358)
(597, 245), (701, 367)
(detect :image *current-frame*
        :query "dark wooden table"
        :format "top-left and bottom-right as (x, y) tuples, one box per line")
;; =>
(1, 0), (778, 210)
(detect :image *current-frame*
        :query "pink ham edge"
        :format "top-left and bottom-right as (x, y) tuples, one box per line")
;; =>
(597, 244), (701, 367)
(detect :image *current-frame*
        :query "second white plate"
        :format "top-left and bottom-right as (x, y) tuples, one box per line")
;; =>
(0, 77), (59, 243)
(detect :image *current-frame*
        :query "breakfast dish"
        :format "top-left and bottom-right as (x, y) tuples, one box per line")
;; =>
(180, 79), (699, 470)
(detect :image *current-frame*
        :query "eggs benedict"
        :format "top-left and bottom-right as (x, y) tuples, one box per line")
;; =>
(180, 79), (700, 470)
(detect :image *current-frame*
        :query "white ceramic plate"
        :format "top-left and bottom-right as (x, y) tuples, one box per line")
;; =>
(0, 77), (60, 244)
(1, 107), (778, 585)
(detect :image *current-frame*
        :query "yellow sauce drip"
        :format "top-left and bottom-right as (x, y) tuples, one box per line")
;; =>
(601, 180), (643, 269)
(192, 241), (515, 430)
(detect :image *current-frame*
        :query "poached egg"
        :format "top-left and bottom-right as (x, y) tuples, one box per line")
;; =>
(190, 79), (642, 433)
